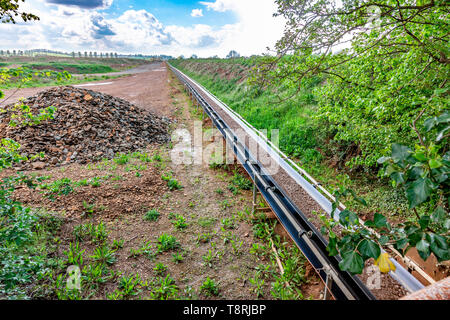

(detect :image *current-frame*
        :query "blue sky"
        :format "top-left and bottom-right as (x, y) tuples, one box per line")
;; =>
(106, 0), (237, 27)
(0, 0), (285, 58)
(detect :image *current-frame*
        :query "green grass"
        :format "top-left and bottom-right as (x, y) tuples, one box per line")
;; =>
(143, 209), (160, 222)
(0, 73), (121, 89)
(0, 209), (64, 299)
(200, 277), (219, 296)
(157, 234), (180, 252)
(24, 62), (117, 74)
(169, 58), (413, 220)
(171, 214), (188, 230)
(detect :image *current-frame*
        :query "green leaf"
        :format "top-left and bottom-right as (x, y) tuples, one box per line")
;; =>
(364, 220), (376, 228)
(373, 213), (388, 228)
(414, 152), (427, 162)
(405, 178), (432, 209)
(377, 156), (389, 164)
(358, 239), (381, 259)
(395, 238), (408, 251)
(428, 159), (442, 169)
(379, 235), (389, 245)
(436, 125), (450, 141)
(415, 239), (431, 261)
(339, 251), (364, 274)
(423, 117), (437, 132)
(418, 216), (430, 230)
(326, 236), (339, 256)
(408, 167), (424, 180)
(408, 230), (423, 247)
(431, 206), (447, 223)
(444, 219), (450, 231)
(339, 209), (359, 227)
(391, 144), (412, 163)
(427, 234), (450, 262)
(436, 111), (450, 124)
(390, 172), (405, 185)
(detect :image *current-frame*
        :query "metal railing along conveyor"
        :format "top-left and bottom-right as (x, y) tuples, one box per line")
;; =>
(167, 63), (424, 300)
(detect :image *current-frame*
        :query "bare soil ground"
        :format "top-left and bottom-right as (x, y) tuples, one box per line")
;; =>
(1, 63), (324, 300)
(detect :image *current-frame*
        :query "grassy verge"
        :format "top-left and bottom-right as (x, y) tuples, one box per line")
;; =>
(23, 62), (117, 74)
(170, 59), (411, 221)
(0, 74), (124, 90)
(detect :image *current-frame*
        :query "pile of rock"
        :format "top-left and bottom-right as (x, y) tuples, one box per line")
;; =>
(0, 86), (171, 169)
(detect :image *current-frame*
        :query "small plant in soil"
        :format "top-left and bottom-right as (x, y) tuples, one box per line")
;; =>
(162, 172), (183, 190)
(89, 177), (102, 188)
(228, 184), (239, 195)
(157, 234), (180, 253)
(167, 178), (183, 190)
(106, 289), (124, 300)
(172, 252), (184, 264)
(128, 241), (154, 259)
(197, 217), (216, 228)
(82, 200), (96, 217)
(138, 153), (152, 163)
(90, 245), (117, 266)
(154, 263), (168, 276)
(40, 177), (75, 200)
(220, 199), (232, 210)
(196, 232), (212, 244)
(230, 171), (252, 190)
(214, 188), (224, 195)
(76, 179), (89, 186)
(73, 222), (108, 243)
(171, 214), (188, 230)
(114, 153), (130, 165)
(82, 263), (113, 285)
(150, 275), (179, 300)
(202, 248), (222, 268)
(250, 243), (268, 258)
(182, 285), (197, 300)
(221, 217), (236, 229)
(118, 273), (142, 298)
(152, 153), (162, 162)
(111, 239), (125, 250)
(230, 236), (243, 256)
(64, 242), (85, 266)
(220, 228), (233, 244)
(270, 278), (303, 300)
(143, 209), (160, 221)
(200, 277), (219, 297)
(249, 272), (265, 298)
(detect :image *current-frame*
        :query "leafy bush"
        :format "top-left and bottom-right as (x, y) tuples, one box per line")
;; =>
(319, 112), (449, 274)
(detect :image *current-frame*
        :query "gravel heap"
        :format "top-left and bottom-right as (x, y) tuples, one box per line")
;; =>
(0, 86), (171, 169)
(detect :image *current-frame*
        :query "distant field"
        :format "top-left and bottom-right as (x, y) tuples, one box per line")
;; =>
(0, 56), (155, 89)
(0, 73), (124, 90)
(0, 56), (153, 74)
(24, 62), (117, 74)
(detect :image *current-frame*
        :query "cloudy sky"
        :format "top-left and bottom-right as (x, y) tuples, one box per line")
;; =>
(1, 0), (286, 57)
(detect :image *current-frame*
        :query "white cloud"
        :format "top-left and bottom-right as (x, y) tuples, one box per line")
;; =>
(0, 0), (286, 58)
(200, 0), (236, 12)
(196, 0), (286, 57)
(190, 9), (203, 18)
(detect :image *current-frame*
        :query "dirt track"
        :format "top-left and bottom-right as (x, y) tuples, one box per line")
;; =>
(0, 62), (172, 117)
